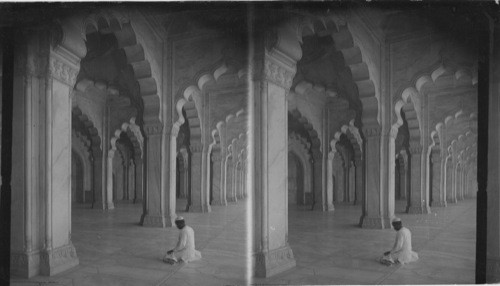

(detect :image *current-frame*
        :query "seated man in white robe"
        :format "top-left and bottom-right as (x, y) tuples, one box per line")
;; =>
(380, 218), (419, 266)
(163, 217), (202, 264)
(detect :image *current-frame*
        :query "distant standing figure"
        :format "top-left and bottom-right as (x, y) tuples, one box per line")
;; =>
(164, 217), (202, 264)
(380, 218), (419, 266)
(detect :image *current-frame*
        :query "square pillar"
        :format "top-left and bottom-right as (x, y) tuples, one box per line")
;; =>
(225, 157), (236, 203)
(236, 164), (244, 199)
(353, 158), (364, 205)
(312, 151), (325, 210)
(141, 123), (174, 227)
(431, 149), (446, 207)
(451, 162), (459, 203)
(406, 143), (430, 214)
(360, 128), (393, 228)
(252, 51), (296, 277)
(446, 159), (455, 203)
(211, 151), (225, 205)
(398, 153), (408, 200)
(348, 162), (355, 203)
(133, 157), (143, 204)
(39, 49), (81, 276)
(188, 144), (211, 212)
(91, 150), (105, 209)
(439, 155), (449, 207)
(105, 153), (115, 210)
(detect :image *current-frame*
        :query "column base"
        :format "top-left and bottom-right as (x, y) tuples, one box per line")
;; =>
(487, 256), (500, 283)
(406, 205), (431, 214)
(107, 202), (115, 210)
(227, 197), (238, 203)
(360, 215), (392, 229)
(92, 201), (106, 210)
(187, 204), (211, 213)
(11, 250), (41, 278)
(40, 244), (79, 276)
(254, 245), (296, 277)
(140, 214), (174, 227)
(211, 199), (227, 206)
(432, 201), (447, 207)
(312, 203), (334, 211)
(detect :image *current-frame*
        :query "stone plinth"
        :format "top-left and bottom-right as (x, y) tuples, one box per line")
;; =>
(254, 245), (296, 278)
(188, 144), (211, 213)
(40, 244), (79, 276)
(10, 251), (40, 278)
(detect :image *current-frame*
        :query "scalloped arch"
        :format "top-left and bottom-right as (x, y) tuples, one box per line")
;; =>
(72, 107), (102, 152)
(81, 12), (160, 125)
(109, 117), (144, 159)
(289, 109), (321, 151)
(271, 15), (378, 129)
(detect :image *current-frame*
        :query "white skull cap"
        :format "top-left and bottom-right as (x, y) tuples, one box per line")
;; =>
(392, 217), (401, 223)
(175, 216), (184, 221)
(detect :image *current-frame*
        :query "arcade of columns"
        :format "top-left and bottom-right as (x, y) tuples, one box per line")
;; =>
(4, 7), (498, 283)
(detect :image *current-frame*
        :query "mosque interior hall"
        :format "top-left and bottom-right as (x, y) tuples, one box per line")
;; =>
(0, 3), (499, 285)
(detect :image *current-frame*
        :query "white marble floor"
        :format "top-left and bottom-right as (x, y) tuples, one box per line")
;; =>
(11, 198), (476, 285)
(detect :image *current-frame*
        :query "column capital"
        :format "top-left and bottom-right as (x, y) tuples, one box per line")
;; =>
(312, 150), (322, 161)
(431, 149), (442, 163)
(212, 153), (222, 162)
(134, 156), (143, 164)
(362, 126), (382, 138)
(144, 123), (163, 136)
(48, 52), (79, 87)
(409, 142), (422, 155)
(262, 57), (295, 89)
(92, 149), (103, 159)
(190, 143), (203, 153)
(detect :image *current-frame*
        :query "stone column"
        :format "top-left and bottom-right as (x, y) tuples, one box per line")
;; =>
(326, 151), (337, 211)
(312, 150), (325, 211)
(439, 154), (448, 207)
(360, 127), (394, 228)
(243, 160), (248, 198)
(92, 149), (105, 209)
(219, 152), (228, 205)
(106, 152), (115, 209)
(348, 161), (355, 203)
(398, 153), (408, 200)
(431, 149), (445, 207)
(40, 47), (81, 276)
(123, 160), (129, 200)
(353, 158), (363, 205)
(459, 164), (465, 200)
(446, 156), (454, 203)
(231, 154), (239, 202)
(226, 156), (236, 202)
(451, 162), (459, 203)
(140, 123), (172, 226)
(211, 150), (224, 205)
(133, 157), (143, 204)
(335, 159), (347, 203)
(252, 43), (297, 276)
(128, 161), (135, 201)
(237, 163), (244, 199)
(406, 142), (430, 214)
(182, 165), (189, 199)
(188, 143), (210, 212)
(115, 157), (124, 201)
(10, 36), (48, 277)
